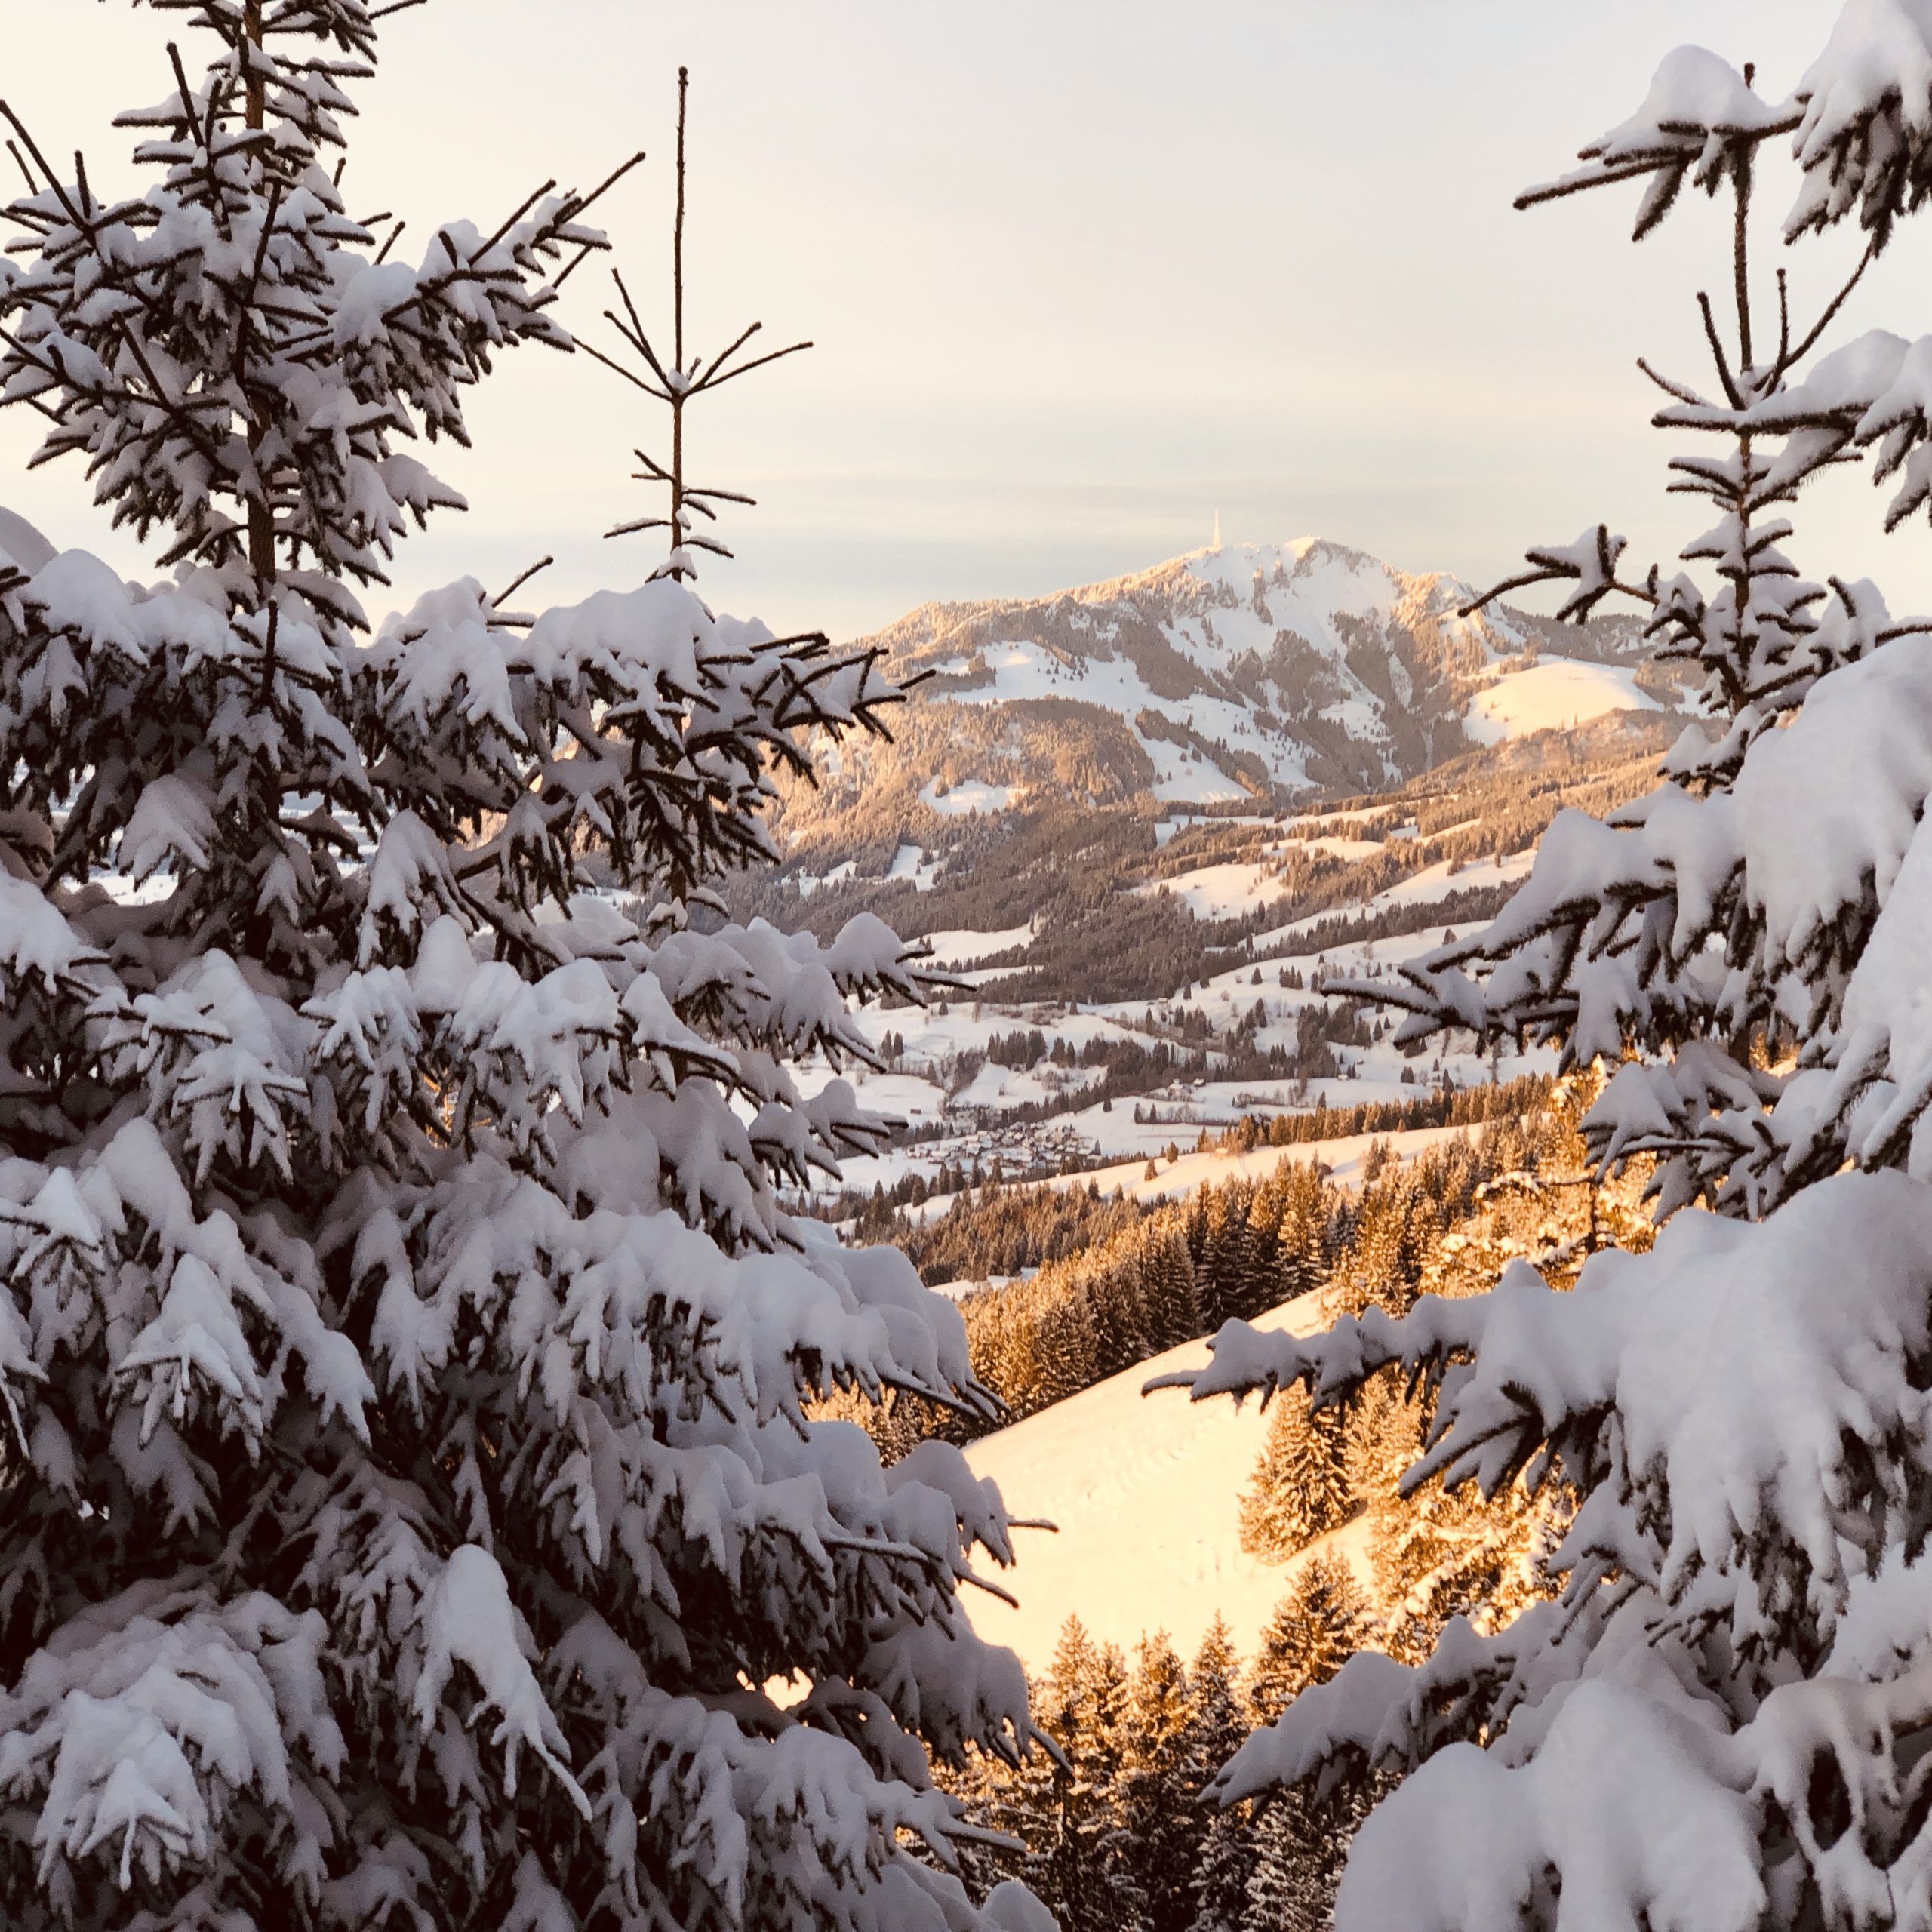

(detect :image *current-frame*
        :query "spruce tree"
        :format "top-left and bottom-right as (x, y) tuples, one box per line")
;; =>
(1031, 1619), (1131, 1932)
(1183, 1619), (1251, 1932)
(1364, 1472), (1545, 1667)
(1239, 1564), (1373, 1932)
(1137, 1227), (1199, 1352)
(1033, 1287), (1099, 1409)
(1237, 1393), (1354, 1561)
(1114, 1632), (1197, 1932)
(1257, 1161), (1330, 1303)
(1158, 11), (1932, 1926)
(1198, 1186), (1260, 1326)
(0, 11), (1047, 1929)
(1085, 1259), (1149, 1380)
(1240, 1783), (1374, 1932)
(1238, 1801), (1318, 1932)
(1245, 1555), (1370, 1730)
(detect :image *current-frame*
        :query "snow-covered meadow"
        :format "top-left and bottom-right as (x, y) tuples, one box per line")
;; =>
(963, 1288), (1365, 1672)
(1462, 656), (1660, 745)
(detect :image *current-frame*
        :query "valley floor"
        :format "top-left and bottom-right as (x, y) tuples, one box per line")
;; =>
(800, 914), (1550, 1205)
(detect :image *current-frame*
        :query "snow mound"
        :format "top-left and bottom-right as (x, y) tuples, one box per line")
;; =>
(917, 924), (1033, 969)
(1139, 860), (1294, 920)
(921, 779), (1020, 817)
(0, 506), (56, 574)
(1464, 658), (1659, 745)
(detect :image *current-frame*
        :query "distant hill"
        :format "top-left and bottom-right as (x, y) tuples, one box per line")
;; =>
(734, 537), (1684, 1006)
(773, 536), (1673, 858)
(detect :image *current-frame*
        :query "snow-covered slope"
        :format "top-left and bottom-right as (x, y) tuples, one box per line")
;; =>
(964, 1287), (1369, 1673)
(1464, 656), (1660, 745)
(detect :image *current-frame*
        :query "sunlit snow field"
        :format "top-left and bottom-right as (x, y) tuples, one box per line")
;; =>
(1463, 656), (1660, 746)
(962, 1287), (1370, 1672)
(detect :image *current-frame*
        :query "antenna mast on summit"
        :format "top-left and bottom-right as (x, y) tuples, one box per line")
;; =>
(1211, 509), (1222, 551)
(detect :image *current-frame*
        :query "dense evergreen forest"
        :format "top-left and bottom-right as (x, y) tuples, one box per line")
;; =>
(812, 1078), (1555, 1461)
(915, 1081), (1653, 1930)
(819, 1078), (1552, 1273)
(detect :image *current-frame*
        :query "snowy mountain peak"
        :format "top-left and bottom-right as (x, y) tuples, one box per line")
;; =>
(793, 537), (1663, 836)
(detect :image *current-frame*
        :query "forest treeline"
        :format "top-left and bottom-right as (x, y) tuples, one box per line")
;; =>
(835, 1076), (1561, 1460)
(940, 1591), (1378, 1932)
(825, 1075), (1552, 1286)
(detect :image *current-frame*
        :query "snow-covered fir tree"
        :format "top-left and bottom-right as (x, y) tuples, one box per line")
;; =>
(1239, 1561), (1374, 1932)
(950, 1614), (1268, 1932)
(1158, 10), (1932, 1924)
(1238, 1800), (1331, 1932)
(1113, 1632), (1196, 1932)
(1236, 1394), (1352, 1562)
(1183, 1619), (1251, 1932)
(0, 9), (1051, 1929)
(1244, 1555), (1369, 1732)
(1137, 1229), (1201, 1349)
(1026, 1619), (1134, 1932)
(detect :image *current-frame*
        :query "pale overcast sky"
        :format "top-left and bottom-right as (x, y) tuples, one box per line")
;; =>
(9, 2), (1932, 640)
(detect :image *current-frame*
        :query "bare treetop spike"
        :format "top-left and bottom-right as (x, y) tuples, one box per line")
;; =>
(585, 67), (812, 581)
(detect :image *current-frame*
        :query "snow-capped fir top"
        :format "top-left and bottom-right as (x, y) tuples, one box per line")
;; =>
(0, 7), (1051, 1928)
(139, 1), (386, 57)
(1521, 46), (1795, 238)
(2, 0), (611, 619)
(1566, 45), (1796, 238)
(1525, 8), (1932, 244)
(1430, 5), (1932, 1222)
(1466, 14), (1932, 790)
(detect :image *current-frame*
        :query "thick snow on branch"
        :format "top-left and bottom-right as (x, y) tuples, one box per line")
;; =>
(1790, 0), (1932, 237)
(1516, 11), (1932, 247)
(1524, 47), (1795, 239)
(1167, 1174), (1932, 1647)
(411, 1546), (589, 1815)
(1161, 1173), (1932, 1927)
